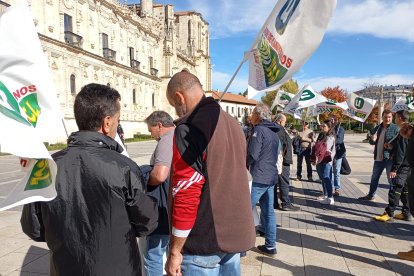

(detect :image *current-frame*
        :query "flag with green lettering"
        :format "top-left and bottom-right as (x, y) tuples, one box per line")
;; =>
(343, 93), (376, 123)
(283, 85), (327, 116)
(0, 2), (64, 210)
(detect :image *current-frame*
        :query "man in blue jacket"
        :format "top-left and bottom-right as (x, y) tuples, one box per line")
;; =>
(332, 116), (346, 196)
(247, 103), (280, 256)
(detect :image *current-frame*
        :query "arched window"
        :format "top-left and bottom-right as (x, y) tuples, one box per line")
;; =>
(70, 74), (76, 95)
(152, 92), (155, 107)
(133, 89), (136, 104)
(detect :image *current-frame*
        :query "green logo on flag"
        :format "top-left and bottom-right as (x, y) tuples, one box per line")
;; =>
(0, 81), (31, 126)
(258, 37), (288, 87)
(275, 0), (301, 35)
(405, 96), (412, 105)
(326, 99), (337, 105)
(25, 159), (52, 191)
(300, 90), (315, 101)
(354, 97), (365, 109)
(280, 94), (291, 101)
(0, 81), (41, 126)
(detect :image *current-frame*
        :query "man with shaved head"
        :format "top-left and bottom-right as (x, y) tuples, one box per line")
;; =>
(165, 71), (255, 275)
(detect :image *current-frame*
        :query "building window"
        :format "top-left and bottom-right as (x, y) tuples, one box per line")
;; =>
(107, 83), (111, 87)
(102, 33), (108, 49)
(64, 14), (72, 32)
(226, 106), (229, 113)
(133, 89), (136, 104)
(129, 47), (134, 60)
(70, 74), (76, 95)
(152, 92), (155, 107)
(231, 107), (234, 114)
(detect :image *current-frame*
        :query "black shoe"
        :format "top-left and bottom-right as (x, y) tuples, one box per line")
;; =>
(281, 204), (300, 211)
(274, 204), (281, 210)
(256, 229), (265, 237)
(257, 245), (277, 256)
(358, 195), (375, 201)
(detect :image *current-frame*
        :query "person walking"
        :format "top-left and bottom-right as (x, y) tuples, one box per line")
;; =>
(143, 111), (175, 276)
(165, 71), (255, 276)
(273, 113), (300, 211)
(312, 120), (336, 205)
(375, 110), (411, 222)
(359, 110), (399, 201)
(331, 116), (346, 196)
(20, 83), (159, 276)
(294, 122), (314, 181)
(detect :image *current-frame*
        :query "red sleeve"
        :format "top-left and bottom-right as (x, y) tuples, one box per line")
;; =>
(171, 125), (206, 237)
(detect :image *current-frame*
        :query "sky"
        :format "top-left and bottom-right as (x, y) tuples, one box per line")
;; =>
(144, 0), (414, 97)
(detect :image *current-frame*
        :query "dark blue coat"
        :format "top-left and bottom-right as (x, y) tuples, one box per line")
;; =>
(247, 120), (281, 185)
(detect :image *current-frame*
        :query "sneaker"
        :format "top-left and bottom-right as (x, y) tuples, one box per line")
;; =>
(394, 213), (413, 221)
(397, 248), (414, 262)
(257, 245), (277, 256)
(375, 212), (392, 222)
(358, 195), (375, 201)
(320, 197), (334, 205)
(334, 189), (340, 196)
(317, 195), (327, 200)
(281, 204), (300, 211)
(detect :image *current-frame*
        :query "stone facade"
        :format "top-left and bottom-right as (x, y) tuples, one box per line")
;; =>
(2, 0), (211, 140)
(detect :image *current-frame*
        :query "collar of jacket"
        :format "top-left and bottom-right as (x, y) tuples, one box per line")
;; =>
(173, 95), (214, 126)
(67, 131), (124, 153)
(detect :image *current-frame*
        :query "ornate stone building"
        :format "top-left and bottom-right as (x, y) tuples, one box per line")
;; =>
(2, 0), (211, 139)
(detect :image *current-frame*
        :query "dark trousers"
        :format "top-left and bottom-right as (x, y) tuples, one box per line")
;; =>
(407, 171), (414, 217)
(297, 148), (312, 179)
(275, 165), (291, 208)
(386, 167), (411, 216)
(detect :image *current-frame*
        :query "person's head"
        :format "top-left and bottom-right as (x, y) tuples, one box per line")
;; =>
(395, 110), (409, 127)
(250, 102), (271, 126)
(74, 83), (121, 139)
(274, 113), (287, 127)
(400, 123), (413, 139)
(382, 109), (393, 126)
(320, 119), (335, 136)
(166, 70), (204, 117)
(144, 111), (175, 141)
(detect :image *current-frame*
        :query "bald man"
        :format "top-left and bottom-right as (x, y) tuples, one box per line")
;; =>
(165, 71), (255, 276)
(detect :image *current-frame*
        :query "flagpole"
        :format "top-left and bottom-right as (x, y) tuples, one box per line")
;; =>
(61, 119), (69, 138)
(218, 3), (281, 102)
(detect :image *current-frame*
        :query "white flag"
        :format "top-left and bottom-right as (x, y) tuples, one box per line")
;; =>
(0, 2), (64, 210)
(391, 96), (414, 113)
(247, 0), (337, 99)
(314, 100), (349, 115)
(343, 93), (376, 123)
(271, 90), (295, 110)
(283, 85), (327, 117)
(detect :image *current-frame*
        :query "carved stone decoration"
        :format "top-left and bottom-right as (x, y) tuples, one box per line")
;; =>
(33, 19), (38, 26)
(48, 26), (54, 33)
(63, 0), (74, 10)
(46, 0), (53, 5)
(51, 61), (58, 70)
(91, 44), (95, 49)
(89, 15), (94, 27)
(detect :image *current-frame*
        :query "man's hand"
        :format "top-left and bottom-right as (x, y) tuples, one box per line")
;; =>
(389, 171), (397, 179)
(383, 143), (393, 150)
(166, 251), (183, 276)
(370, 133), (377, 142)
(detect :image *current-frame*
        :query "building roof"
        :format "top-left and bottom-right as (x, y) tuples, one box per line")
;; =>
(207, 91), (257, 105)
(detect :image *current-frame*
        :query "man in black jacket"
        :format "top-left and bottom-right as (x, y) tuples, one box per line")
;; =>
(20, 83), (158, 276)
(375, 110), (411, 222)
(274, 113), (300, 211)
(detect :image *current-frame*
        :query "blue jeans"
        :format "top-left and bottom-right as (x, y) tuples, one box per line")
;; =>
(181, 252), (240, 276)
(250, 182), (276, 249)
(297, 148), (312, 179)
(316, 163), (333, 198)
(332, 157), (343, 189)
(144, 235), (169, 276)
(368, 160), (393, 197)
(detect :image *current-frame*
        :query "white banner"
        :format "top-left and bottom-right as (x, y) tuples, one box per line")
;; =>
(270, 90), (295, 110)
(0, 2), (64, 210)
(343, 93), (377, 123)
(391, 96), (414, 113)
(247, 0), (337, 99)
(283, 85), (327, 116)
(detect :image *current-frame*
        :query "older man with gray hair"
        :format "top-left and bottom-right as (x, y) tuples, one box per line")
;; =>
(247, 103), (281, 256)
(274, 113), (300, 211)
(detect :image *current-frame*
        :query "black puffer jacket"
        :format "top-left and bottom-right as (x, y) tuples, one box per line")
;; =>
(21, 131), (158, 276)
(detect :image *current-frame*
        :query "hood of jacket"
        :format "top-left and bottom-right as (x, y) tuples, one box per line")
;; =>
(257, 119), (282, 133)
(67, 131), (124, 153)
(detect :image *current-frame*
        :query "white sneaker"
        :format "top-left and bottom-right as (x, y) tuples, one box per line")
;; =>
(320, 197), (334, 205)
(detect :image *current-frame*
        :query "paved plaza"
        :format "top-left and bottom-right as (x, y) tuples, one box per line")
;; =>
(0, 134), (414, 275)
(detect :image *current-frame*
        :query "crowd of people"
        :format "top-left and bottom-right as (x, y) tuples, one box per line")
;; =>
(18, 73), (414, 275)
